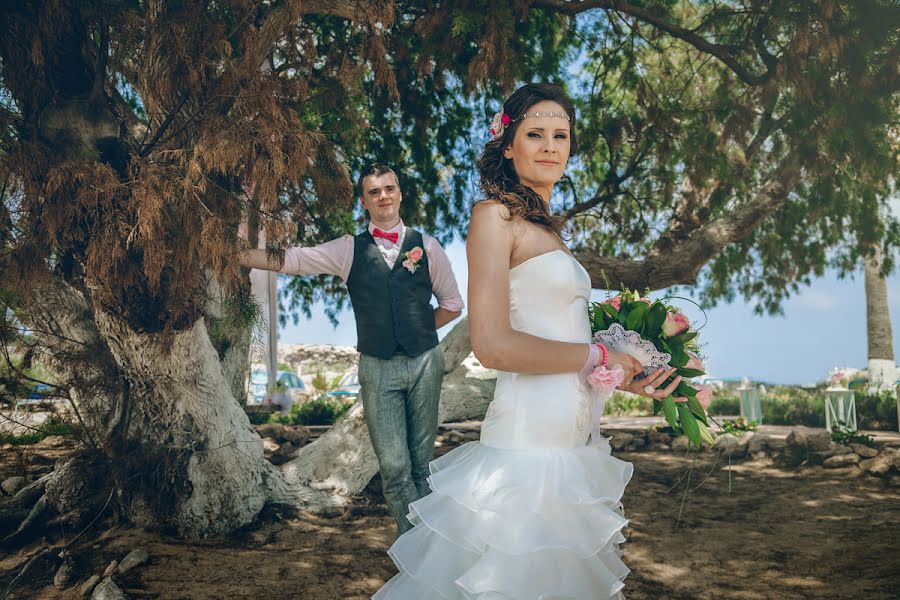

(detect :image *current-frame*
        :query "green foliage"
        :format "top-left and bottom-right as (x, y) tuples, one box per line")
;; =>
(856, 391), (899, 431)
(0, 417), (77, 445)
(720, 418), (758, 436)
(760, 387), (826, 428)
(310, 371), (343, 394)
(604, 392), (653, 416)
(708, 395), (740, 416)
(831, 421), (877, 449)
(292, 396), (352, 426)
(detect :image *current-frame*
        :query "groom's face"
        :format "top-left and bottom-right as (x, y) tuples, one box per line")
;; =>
(359, 172), (403, 224)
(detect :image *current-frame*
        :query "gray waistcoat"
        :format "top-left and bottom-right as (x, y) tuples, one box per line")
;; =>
(346, 228), (438, 359)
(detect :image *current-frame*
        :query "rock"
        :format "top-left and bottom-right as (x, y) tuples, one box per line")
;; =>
(1, 476), (27, 496)
(256, 423), (309, 447)
(889, 475), (900, 487)
(91, 577), (125, 600)
(672, 436), (691, 451)
(610, 433), (634, 450)
(806, 431), (833, 452)
(54, 558), (76, 588)
(823, 453), (861, 468)
(767, 436), (787, 451)
(262, 437), (279, 458)
(117, 548), (149, 574)
(447, 430), (465, 444)
(859, 454), (894, 477)
(747, 434), (770, 455)
(270, 441), (297, 465)
(826, 443), (854, 455)
(712, 434), (741, 455)
(850, 443), (878, 458)
(461, 431), (480, 442)
(102, 560), (118, 578)
(36, 435), (75, 448)
(630, 437), (647, 450)
(646, 430), (671, 447)
(80, 575), (101, 597)
(887, 448), (900, 469)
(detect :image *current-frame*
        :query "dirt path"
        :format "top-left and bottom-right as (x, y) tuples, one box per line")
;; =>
(3, 446), (899, 599)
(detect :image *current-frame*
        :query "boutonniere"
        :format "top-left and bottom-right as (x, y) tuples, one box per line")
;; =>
(402, 246), (424, 273)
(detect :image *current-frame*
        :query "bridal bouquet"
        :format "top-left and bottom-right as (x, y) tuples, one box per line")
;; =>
(587, 290), (714, 447)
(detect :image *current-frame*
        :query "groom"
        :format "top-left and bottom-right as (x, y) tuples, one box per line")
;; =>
(240, 163), (463, 535)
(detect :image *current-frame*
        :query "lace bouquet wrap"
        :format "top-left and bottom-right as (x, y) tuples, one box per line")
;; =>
(589, 290), (714, 447)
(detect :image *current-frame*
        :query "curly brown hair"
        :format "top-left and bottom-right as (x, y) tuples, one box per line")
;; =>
(477, 83), (578, 239)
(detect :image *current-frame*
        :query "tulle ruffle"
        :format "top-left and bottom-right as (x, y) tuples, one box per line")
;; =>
(373, 441), (633, 600)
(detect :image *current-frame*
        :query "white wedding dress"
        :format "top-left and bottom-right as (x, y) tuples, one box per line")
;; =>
(373, 250), (633, 600)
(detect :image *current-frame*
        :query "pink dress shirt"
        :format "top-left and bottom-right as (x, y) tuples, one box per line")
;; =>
(280, 220), (464, 312)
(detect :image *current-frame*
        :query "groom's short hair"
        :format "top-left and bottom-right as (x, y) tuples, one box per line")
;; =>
(357, 163), (398, 198)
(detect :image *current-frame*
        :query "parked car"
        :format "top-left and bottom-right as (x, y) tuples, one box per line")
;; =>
(249, 368), (306, 407)
(324, 369), (360, 402)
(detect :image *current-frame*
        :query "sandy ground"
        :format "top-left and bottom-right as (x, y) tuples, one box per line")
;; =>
(2, 440), (900, 600)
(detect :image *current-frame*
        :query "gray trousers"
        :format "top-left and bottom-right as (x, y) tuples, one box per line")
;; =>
(358, 345), (445, 536)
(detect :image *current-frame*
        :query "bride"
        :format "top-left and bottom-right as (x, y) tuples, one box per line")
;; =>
(373, 83), (681, 599)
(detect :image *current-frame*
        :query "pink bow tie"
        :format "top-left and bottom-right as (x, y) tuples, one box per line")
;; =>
(372, 228), (399, 244)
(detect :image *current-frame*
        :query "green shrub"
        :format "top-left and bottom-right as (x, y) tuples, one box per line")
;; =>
(831, 420), (877, 448)
(855, 391), (898, 431)
(761, 389), (826, 427)
(604, 392), (653, 416)
(0, 416), (77, 445)
(708, 396), (740, 416)
(720, 417), (758, 436)
(292, 396), (352, 426)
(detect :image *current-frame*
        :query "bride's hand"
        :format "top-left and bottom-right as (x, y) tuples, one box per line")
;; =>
(604, 350), (644, 387)
(618, 366), (682, 399)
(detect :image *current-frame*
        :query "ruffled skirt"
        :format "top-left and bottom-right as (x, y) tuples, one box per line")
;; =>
(373, 441), (633, 599)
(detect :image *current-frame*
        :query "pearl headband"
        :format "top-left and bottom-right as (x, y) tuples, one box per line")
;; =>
(490, 111), (571, 140)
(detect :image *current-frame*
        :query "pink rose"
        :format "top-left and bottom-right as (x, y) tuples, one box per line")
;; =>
(407, 246), (423, 262)
(607, 296), (621, 310)
(662, 310), (690, 337)
(587, 364), (625, 392)
(695, 385), (712, 411)
(686, 353), (704, 371)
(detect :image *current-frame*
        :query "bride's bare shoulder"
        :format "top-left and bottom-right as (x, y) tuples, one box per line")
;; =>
(472, 199), (512, 222)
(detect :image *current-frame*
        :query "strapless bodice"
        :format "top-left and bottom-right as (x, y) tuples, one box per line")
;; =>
(480, 250), (595, 450)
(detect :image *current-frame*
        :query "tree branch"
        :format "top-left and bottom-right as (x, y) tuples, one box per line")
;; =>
(532, 0), (776, 85)
(577, 148), (803, 290)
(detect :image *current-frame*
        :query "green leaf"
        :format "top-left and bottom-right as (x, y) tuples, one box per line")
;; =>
(617, 303), (631, 326)
(697, 421), (715, 445)
(644, 302), (667, 334)
(600, 303), (619, 321)
(678, 403), (701, 445)
(687, 396), (709, 425)
(676, 367), (706, 378)
(653, 399), (662, 415)
(676, 381), (698, 397)
(670, 349), (689, 367)
(662, 396), (678, 429)
(669, 330), (699, 345)
(626, 302), (649, 330)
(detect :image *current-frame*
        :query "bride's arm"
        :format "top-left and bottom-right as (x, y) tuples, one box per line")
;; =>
(467, 201), (596, 375)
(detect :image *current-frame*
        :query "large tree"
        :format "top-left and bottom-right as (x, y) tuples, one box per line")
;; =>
(1, 0), (898, 545)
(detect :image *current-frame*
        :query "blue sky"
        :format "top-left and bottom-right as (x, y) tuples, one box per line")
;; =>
(279, 237), (883, 386)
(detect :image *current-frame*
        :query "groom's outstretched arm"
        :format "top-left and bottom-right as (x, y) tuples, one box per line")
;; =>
(239, 235), (354, 282)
